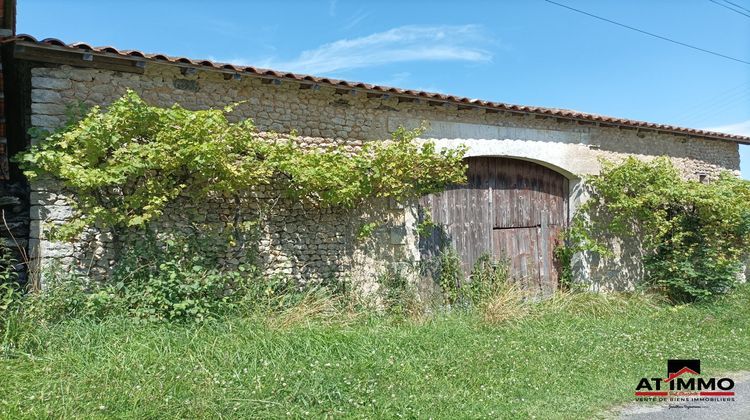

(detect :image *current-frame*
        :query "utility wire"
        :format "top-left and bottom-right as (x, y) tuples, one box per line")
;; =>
(721, 0), (750, 14)
(543, 0), (750, 65)
(672, 82), (750, 121)
(709, 0), (750, 18)
(679, 93), (750, 126)
(671, 85), (750, 122)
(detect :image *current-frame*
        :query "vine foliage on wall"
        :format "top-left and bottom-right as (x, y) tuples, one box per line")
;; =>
(565, 157), (750, 302)
(16, 90), (468, 241)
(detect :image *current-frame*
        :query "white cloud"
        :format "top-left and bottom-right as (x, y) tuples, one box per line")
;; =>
(705, 120), (750, 136)
(252, 24), (492, 75)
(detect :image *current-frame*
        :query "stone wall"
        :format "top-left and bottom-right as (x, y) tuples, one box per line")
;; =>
(26, 62), (741, 290)
(30, 176), (413, 290)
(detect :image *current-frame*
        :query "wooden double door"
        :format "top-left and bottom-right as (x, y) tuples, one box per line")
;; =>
(419, 157), (569, 294)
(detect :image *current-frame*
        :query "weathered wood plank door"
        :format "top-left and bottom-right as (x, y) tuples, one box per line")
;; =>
(419, 157), (569, 294)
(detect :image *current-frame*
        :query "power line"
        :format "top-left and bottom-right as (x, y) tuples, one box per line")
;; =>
(709, 0), (750, 18)
(680, 93), (750, 126)
(723, 0), (750, 14)
(671, 81), (750, 123)
(543, 0), (750, 66)
(671, 84), (750, 122)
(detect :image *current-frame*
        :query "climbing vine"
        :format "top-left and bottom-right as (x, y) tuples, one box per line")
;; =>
(564, 157), (750, 302)
(17, 90), (467, 240)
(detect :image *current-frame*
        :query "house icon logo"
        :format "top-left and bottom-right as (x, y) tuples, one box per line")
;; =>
(665, 359), (701, 382)
(634, 359), (735, 400)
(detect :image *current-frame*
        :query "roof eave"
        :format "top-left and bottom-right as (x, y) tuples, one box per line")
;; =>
(7, 37), (750, 145)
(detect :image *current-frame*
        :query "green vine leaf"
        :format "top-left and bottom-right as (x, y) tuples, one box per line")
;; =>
(560, 157), (750, 302)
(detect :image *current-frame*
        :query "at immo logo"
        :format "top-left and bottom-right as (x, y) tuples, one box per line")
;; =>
(634, 359), (735, 397)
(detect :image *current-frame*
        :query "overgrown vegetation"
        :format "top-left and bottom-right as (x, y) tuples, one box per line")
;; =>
(466, 253), (511, 305)
(7, 248), (237, 325)
(435, 246), (464, 305)
(16, 90), (467, 241)
(2, 91), (476, 330)
(2, 249), (512, 336)
(432, 249), (511, 308)
(563, 157), (750, 302)
(5, 91), (750, 417)
(3, 259), (351, 331)
(0, 264), (352, 355)
(0, 244), (23, 345)
(376, 265), (420, 318)
(2, 284), (749, 418)
(553, 230), (576, 290)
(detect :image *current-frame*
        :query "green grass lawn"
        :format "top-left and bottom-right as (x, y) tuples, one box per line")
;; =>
(2, 287), (749, 419)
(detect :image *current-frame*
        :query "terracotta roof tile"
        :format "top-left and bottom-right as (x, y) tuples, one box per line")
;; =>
(4, 34), (749, 143)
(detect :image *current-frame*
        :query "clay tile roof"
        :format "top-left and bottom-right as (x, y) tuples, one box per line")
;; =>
(122, 50), (146, 58)
(70, 42), (94, 50)
(4, 34), (749, 144)
(40, 37), (66, 46)
(146, 53), (168, 60)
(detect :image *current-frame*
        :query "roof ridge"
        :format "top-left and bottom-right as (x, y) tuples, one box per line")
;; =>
(7, 34), (750, 143)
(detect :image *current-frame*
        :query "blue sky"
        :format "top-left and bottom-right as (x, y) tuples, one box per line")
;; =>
(16, 0), (750, 178)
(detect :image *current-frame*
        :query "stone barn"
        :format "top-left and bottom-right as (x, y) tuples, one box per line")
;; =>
(0, 24), (748, 293)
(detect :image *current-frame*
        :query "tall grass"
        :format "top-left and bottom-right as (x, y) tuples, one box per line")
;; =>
(2, 285), (749, 418)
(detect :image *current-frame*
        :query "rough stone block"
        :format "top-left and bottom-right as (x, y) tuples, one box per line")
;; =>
(31, 89), (62, 104)
(389, 226), (407, 245)
(31, 102), (68, 115)
(69, 69), (95, 82)
(29, 220), (42, 240)
(30, 205), (73, 221)
(32, 76), (72, 90)
(31, 114), (64, 129)
(41, 240), (74, 259)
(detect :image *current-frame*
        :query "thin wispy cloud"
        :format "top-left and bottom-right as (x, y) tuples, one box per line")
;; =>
(342, 9), (370, 31)
(706, 119), (750, 136)
(251, 24), (492, 75)
(329, 0), (337, 17)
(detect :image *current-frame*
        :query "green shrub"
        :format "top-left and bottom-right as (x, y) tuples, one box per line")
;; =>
(0, 253), (21, 322)
(0, 281), (19, 315)
(0, 281), (24, 351)
(435, 247), (463, 306)
(10, 245), (251, 324)
(377, 266), (419, 317)
(644, 246), (742, 303)
(567, 157), (750, 302)
(118, 260), (241, 322)
(5, 244), (353, 326)
(553, 231), (576, 291)
(432, 249), (511, 307)
(0, 244), (19, 286)
(465, 253), (510, 306)
(23, 277), (95, 322)
(108, 239), (261, 322)
(14, 241), (348, 324)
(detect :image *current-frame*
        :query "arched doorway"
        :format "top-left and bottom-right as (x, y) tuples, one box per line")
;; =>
(419, 157), (569, 294)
